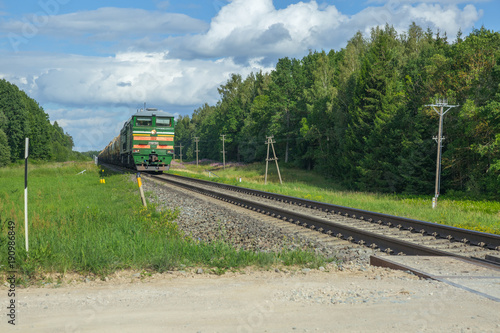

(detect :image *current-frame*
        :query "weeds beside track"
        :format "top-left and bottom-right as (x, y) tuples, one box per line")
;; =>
(0, 162), (326, 284)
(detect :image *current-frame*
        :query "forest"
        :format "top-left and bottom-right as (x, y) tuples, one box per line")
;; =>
(0, 79), (84, 165)
(174, 24), (500, 198)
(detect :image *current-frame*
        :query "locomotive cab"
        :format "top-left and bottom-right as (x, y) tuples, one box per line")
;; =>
(121, 108), (175, 172)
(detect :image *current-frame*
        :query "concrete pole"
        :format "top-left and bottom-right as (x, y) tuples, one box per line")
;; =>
(434, 106), (444, 205)
(194, 137), (200, 166)
(220, 135), (226, 170)
(426, 99), (459, 208)
(265, 137), (270, 184)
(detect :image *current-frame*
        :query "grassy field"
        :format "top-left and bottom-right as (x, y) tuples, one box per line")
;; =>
(0, 161), (326, 284)
(169, 161), (500, 235)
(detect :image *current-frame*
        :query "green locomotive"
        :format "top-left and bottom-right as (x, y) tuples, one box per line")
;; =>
(99, 107), (175, 172)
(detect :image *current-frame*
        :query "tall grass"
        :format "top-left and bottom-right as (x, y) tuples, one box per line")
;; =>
(169, 162), (500, 235)
(0, 162), (326, 283)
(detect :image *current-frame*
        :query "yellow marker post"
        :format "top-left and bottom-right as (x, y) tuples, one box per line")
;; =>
(99, 169), (105, 184)
(136, 173), (147, 207)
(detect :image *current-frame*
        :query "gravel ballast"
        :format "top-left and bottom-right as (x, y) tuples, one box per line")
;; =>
(141, 177), (377, 264)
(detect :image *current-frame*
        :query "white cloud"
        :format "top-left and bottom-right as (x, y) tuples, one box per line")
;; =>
(352, 2), (481, 36)
(0, 51), (272, 108)
(1, 7), (209, 41)
(168, 0), (347, 61)
(162, 0), (481, 63)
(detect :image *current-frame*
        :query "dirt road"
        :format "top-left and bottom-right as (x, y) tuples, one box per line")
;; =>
(2, 265), (499, 332)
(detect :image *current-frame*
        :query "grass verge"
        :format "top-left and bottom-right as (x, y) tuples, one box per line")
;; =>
(0, 161), (327, 285)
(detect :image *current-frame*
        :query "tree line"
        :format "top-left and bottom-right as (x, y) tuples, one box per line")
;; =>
(175, 24), (500, 198)
(0, 79), (85, 166)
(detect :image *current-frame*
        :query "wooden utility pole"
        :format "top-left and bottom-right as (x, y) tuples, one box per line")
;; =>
(220, 134), (226, 170)
(194, 137), (200, 166)
(425, 99), (459, 208)
(175, 143), (183, 163)
(265, 136), (282, 185)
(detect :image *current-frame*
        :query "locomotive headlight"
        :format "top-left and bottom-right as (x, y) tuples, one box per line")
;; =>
(151, 129), (157, 135)
(133, 149), (140, 153)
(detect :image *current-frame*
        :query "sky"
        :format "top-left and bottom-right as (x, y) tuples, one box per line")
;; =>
(0, 0), (498, 152)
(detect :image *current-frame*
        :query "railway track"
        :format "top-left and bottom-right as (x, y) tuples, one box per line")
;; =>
(146, 172), (500, 266)
(101, 162), (500, 267)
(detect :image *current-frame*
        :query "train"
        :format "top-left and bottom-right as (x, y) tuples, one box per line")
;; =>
(98, 107), (175, 172)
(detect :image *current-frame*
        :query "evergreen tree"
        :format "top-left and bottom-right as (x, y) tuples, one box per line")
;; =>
(0, 110), (10, 166)
(345, 26), (405, 191)
(268, 57), (306, 163)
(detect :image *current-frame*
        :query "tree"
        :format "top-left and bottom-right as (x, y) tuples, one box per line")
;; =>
(301, 50), (339, 171)
(0, 79), (28, 161)
(0, 79), (77, 164)
(338, 25), (416, 192)
(174, 115), (195, 160)
(0, 110), (10, 166)
(268, 57), (306, 163)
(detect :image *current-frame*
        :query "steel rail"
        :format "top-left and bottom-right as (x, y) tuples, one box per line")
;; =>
(152, 174), (496, 259)
(160, 173), (500, 251)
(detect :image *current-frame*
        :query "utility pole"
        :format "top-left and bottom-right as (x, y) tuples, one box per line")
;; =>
(194, 137), (200, 166)
(265, 136), (283, 185)
(220, 134), (226, 170)
(175, 143), (183, 163)
(425, 98), (459, 208)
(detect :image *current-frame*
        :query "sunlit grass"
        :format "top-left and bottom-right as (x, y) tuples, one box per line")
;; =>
(0, 161), (327, 284)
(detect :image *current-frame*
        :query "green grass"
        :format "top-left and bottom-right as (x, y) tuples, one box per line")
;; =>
(0, 161), (327, 284)
(168, 161), (500, 235)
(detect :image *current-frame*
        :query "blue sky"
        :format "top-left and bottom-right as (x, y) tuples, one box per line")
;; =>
(0, 0), (498, 151)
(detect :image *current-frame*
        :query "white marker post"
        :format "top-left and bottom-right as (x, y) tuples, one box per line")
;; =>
(24, 138), (29, 253)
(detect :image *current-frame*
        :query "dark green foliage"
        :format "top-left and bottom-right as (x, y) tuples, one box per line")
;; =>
(169, 26), (500, 198)
(0, 79), (77, 164)
(0, 110), (10, 166)
(0, 129), (10, 166)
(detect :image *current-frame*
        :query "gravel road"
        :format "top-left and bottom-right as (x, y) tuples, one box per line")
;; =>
(2, 267), (499, 332)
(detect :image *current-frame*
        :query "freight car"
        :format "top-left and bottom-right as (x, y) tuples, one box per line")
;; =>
(99, 107), (175, 172)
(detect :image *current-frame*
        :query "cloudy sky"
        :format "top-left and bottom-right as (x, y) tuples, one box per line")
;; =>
(0, 0), (498, 151)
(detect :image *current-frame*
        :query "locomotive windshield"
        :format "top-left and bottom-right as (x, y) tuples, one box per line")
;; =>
(135, 117), (152, 126)
(156, 117), (172, 126)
